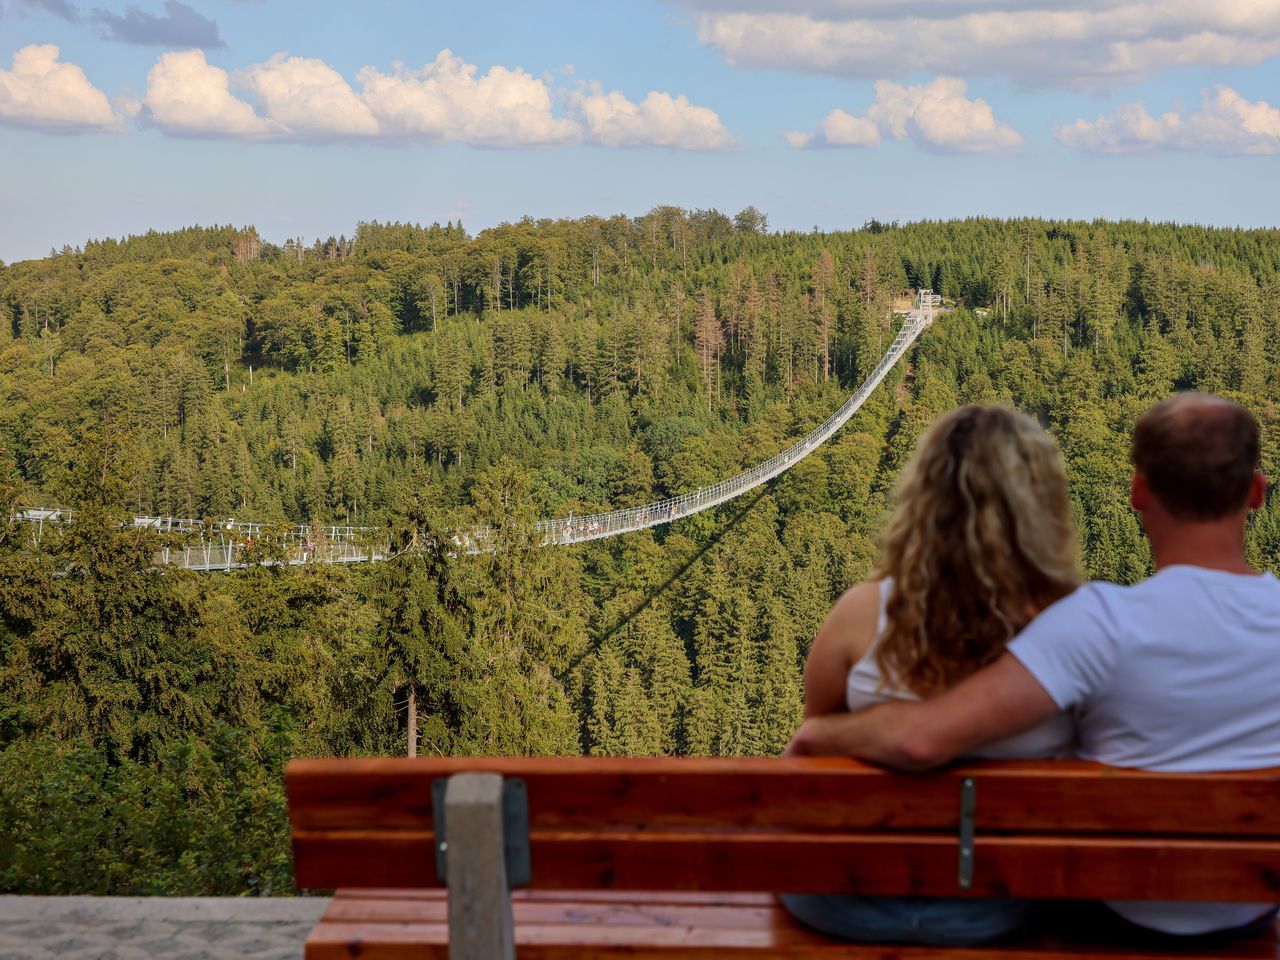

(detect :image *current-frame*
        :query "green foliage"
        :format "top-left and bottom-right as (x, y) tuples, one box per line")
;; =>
(2, 214), (1279, 893)
(372, 473), (470, 756)
(0, 728), (294, 895)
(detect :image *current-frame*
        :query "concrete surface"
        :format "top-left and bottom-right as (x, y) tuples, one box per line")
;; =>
(0, 897), (330, 960)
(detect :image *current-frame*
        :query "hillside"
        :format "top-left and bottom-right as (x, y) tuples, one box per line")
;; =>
(2, 213), (1279, 894)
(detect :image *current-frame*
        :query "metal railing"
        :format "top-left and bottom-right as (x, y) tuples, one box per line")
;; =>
(13, 301), (934, 569)
(524, 305), (932, 547)
(11, 507), (385, 571)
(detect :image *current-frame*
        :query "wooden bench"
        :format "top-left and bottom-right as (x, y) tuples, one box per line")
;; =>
(287, 757), (1280, 959)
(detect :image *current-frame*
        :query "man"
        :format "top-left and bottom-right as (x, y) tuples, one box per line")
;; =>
(789, 392), (1280, 938)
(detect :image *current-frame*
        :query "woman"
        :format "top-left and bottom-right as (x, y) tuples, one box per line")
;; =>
(781, 404), (1082, 947)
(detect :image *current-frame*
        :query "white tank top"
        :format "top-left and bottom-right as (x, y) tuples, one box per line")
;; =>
(846, 579), (1073, 760)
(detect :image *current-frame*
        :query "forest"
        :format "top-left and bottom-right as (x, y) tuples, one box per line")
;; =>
(2, 212), (1279, 894)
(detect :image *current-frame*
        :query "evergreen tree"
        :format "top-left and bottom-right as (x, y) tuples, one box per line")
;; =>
(371, 474), (469, 756)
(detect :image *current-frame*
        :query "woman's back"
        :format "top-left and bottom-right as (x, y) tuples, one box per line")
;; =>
(846, 579), (1072, 760)
(783, 405), (1082, 947)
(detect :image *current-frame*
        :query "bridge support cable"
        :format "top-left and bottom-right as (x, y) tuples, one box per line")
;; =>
(14, 299), (936, 570)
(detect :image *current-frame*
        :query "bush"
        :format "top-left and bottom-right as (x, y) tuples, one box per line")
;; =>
(0, 727), (295, 895)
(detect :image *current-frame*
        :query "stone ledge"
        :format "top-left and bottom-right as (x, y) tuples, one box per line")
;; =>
(0, 896), (330, 923)
(0, 896), (331, 960)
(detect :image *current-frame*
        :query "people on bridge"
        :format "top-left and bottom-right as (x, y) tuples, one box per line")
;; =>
(780, 404), (1082, 947)
(789, 393), (1280, 945)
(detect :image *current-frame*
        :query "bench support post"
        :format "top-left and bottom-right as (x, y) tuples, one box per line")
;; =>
(443, 773), (515, 960)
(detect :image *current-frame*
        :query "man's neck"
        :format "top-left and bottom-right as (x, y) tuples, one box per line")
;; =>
(1148, 522), (1257, 575)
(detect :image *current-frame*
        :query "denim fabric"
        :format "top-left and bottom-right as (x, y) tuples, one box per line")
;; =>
(1088, 903), (1279, 945)
(778, 893), (1032, 947)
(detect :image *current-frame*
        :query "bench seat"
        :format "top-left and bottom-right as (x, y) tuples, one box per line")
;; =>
(306, 889), (1280, 960)
(288, 758), (1280, 959)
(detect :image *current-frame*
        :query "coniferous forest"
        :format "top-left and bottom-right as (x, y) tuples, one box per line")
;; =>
(2, 213), (1279, 894)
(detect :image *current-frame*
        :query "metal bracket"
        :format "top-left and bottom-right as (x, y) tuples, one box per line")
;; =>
(957, 776), (976, 889)
(433, 776), (531, 888)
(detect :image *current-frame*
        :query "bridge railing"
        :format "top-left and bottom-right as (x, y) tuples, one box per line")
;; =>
(13, 305), (933, 568)
(526, 309), (930, 546)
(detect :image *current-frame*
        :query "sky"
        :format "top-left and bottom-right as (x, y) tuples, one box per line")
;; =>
(2, 0), (1279, 263)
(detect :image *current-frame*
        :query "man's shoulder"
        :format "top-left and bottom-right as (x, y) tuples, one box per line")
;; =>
(1039, 579), (1127, 619)
(1012, 580), (1131, 649)
(1035, 567), (1273, 632)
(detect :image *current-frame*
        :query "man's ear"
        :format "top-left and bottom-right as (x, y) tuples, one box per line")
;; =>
(1248, 471), (1267, 511)
(1130, 473), (1148, 512)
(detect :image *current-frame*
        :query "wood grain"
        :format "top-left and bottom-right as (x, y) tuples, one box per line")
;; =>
(287, 757), (1280, 836)
(293, 828), (1280, 900)
(288, 757), (1280, 956)
(304, 892), (1280, 960)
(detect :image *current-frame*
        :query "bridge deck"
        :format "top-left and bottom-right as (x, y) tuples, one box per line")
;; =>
(14, 299), (936, 571)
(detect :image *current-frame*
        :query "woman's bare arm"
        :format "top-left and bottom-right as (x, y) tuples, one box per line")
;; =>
(803, 580), (882, 719)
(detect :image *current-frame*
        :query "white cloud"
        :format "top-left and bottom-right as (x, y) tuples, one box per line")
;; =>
(1056, 86), (1280, 155)
(788, 77), (1022, 152)
(357, 50), (579, 147)
(785, 107), (879, 148)
(0, 43), (118, 131)
(127, 47), (733, 150)
(143, 48), (275, 137)
(237, 54), (378, 138)
(572, 85), (737, 149)
(683, 1), (1280, 87)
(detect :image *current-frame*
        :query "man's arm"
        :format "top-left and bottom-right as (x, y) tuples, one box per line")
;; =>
(785, 652), (1058, 770)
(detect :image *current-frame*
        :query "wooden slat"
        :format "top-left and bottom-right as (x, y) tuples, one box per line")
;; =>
(321, 894), (783, 929)
(304, 893), (1280, 960)
(293, 828), (1280, 901)
(286, 758), (1280, 836)
(328, 889), (778, 907)
(330, 888), (777, 907)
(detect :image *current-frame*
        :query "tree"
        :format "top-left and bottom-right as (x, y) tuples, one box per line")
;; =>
(733, 206), (769, 235)
(0, 458), (260, 761)
(372, 475), (469, 756)
(695, 288), (722, 409)
(461, 462), (586, 754)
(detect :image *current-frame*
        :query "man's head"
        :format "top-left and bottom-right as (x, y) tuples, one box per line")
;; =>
(1130, 393), (1265, 523)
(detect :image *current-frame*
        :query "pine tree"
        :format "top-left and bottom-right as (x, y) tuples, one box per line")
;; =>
(372, 475), (469, 756)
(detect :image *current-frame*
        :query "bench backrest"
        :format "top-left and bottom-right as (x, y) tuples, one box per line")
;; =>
(287, 757), (1280, 901)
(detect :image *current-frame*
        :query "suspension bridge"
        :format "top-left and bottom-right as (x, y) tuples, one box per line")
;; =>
(13, 293), (939, 571)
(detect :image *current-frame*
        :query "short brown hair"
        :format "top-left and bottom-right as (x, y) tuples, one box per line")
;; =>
(1131, 393), (1260, 521)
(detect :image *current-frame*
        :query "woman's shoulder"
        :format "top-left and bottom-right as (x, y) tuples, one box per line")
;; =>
(819, 579), (886, 664)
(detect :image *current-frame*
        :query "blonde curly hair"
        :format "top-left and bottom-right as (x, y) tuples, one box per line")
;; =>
(874, 405), (1081, 697)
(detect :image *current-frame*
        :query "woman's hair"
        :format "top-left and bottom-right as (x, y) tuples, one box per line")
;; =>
(873, 405), (1081, 697)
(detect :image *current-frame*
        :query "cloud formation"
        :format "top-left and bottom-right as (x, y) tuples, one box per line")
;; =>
(143, 48), (274, 137)
(239, 54), (378, 138)
(0, 43), (118, 131)
(682, 1), (1280, 87)
(92, 0), (222, 48)
(0, 41), (733, 149)
(129, 47), (733, 149)
(11, 0), (80, 21)
(786, 77), (1022, 152)
(1056, 86), (1280, 155)
(357, 50), (580, 146)
(573, 85), (737, 149)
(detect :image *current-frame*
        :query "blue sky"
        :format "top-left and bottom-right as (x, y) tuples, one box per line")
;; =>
(2, 0), (1279, 263)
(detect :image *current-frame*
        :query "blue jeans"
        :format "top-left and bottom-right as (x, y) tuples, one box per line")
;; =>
(778, 893), (1032, 947)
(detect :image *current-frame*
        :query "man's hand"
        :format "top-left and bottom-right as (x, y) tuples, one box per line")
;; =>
(784, 653), (1060, 770)
(784, 701), (942, 768)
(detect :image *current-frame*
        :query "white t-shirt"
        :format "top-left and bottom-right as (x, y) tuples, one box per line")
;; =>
(1009, 564), (1280, 935)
